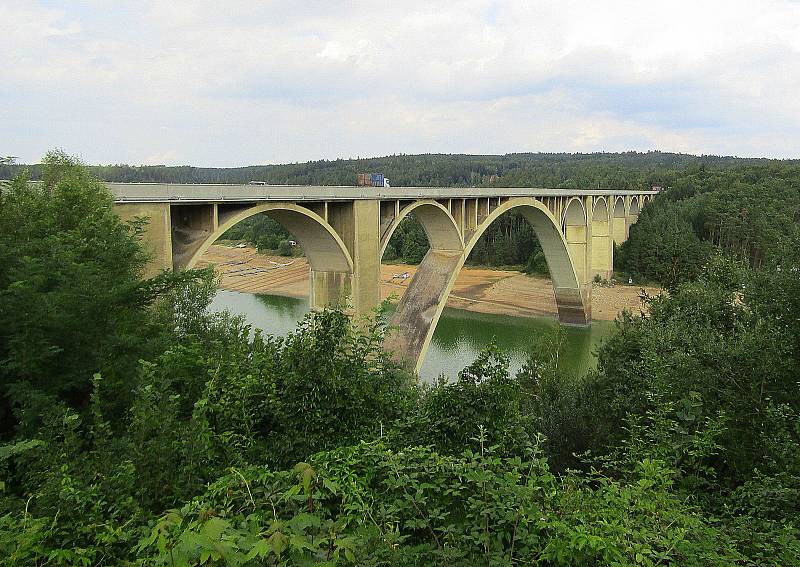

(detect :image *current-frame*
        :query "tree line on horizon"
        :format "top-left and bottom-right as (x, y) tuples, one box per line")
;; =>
(3, 150), (799, 189)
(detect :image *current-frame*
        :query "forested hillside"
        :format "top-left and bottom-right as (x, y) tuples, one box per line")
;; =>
(0, 153), (798, 564)
(3, 151), (798, 189)
(616, 163), (800, 286)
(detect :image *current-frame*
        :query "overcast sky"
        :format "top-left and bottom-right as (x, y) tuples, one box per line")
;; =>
(2, 1), (800, 166)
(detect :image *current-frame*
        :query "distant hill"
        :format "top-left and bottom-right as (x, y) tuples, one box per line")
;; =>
(2, 151), (798, 190)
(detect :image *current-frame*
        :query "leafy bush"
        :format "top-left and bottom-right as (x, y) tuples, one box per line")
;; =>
(393, 344), (535, 457)
(616, 200), (712, 288)
(277, 239), (293, 256)
(133, 443), (743, 566)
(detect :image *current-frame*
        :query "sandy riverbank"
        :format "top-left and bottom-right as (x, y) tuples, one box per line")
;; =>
(196, 244), (659, 321)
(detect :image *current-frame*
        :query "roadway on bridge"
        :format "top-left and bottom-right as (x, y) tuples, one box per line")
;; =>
(106, 182), (657, 203)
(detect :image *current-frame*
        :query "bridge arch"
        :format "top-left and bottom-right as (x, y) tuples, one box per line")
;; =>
(380, 199), (463, 258)
(629, 195), (641, 216)
(185, 203), (354, 308)
(385, 197), (588, 372)
(186, 203), (353, 272)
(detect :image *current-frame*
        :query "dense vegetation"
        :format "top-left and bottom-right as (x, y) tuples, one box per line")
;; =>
(616, 164), (800, 286)
(0, 153), (798, 564)
(221, 215), (297, 257)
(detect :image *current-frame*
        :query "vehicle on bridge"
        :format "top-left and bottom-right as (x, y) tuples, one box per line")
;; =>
(357, 173), (389, 187)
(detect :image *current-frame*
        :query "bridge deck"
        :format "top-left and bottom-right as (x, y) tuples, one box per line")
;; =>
(107, 182), (657, 203)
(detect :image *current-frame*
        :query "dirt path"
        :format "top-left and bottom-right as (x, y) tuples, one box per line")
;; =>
(198, 245), (659, 320)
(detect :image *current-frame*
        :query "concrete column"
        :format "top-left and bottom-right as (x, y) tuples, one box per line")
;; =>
(350, 200), (381, 317)
(309, 270), (351, 310)
(322, 200), (381, 317)
(564, 221), (589, 284)
(464, 198), (478, 240)
(563, 197), (592, 321)
(170, 204), (216, 269)
(591, 199), (612, 280)
(612, 217), (627, 246)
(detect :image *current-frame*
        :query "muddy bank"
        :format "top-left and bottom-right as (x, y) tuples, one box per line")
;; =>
(197, 245), (659, 321)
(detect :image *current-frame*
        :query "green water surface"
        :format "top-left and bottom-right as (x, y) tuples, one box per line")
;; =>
(209, 290), (614, 381)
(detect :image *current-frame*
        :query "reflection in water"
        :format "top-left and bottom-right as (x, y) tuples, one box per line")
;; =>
(209, 290), (613, 381)
(418, 307), (612, 380)
(209, 291), (309, 337)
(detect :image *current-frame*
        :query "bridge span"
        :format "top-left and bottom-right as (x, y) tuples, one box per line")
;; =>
(111, 183), (655, 371)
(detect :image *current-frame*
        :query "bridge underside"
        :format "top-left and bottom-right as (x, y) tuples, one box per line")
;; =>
(113, 187), (652, 373)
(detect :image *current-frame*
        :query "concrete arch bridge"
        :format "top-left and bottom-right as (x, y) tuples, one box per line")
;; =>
(111, 183), (654, 371)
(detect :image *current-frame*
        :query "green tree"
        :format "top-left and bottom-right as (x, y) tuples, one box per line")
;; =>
(616, 200), (711, 287)
(277, 239), (293, 256)
(0, 152), (197, 431)
(397, 215), (430, 263)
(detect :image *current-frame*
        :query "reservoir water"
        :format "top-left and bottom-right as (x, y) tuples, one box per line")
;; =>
(210, 290), (614, 381)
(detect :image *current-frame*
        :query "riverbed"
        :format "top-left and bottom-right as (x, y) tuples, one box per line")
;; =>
(197, 244), (658, 321)
(209, 290), (615, 382)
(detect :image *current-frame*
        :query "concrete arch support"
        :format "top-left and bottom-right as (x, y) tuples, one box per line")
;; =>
(184, 203), (355, 311)
(563, 197), (590, 285)
(516, 203), (591, 326)
(382, 201), (465, 369)
(386, 198), (590, 372)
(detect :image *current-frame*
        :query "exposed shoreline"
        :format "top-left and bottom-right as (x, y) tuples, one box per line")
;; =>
(196, 244), (659, 321)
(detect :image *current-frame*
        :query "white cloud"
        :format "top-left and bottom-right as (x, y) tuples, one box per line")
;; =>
(1, 0), (799, 165)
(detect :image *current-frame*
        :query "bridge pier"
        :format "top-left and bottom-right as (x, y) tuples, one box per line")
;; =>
(171, 204), (217, 269)
(350, 200), (382, 317)
(324, 200), (381, 317)
(591, 197), (613, 280)
(309, 270), (351, 311)
(612, 197), (627, 245)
